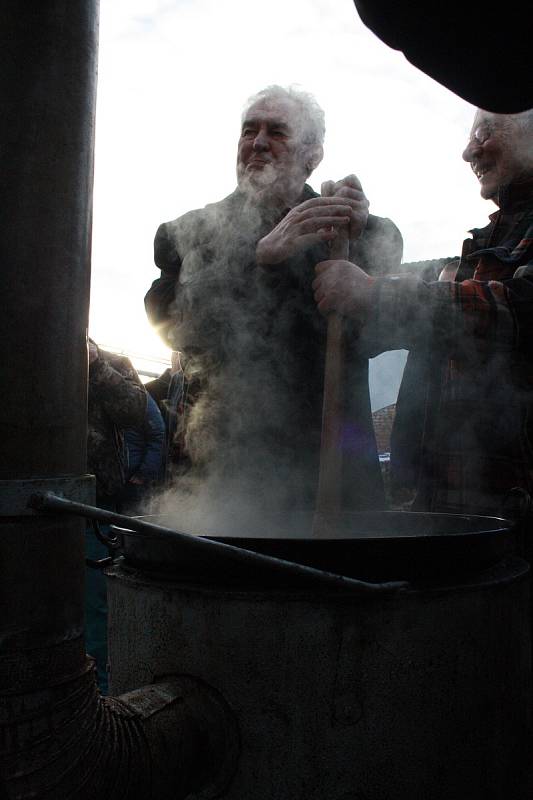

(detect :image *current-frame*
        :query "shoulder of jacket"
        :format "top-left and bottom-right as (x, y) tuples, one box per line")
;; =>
(102, 351), (140, 378)
(158, 192), (239, 236)
(366, 213), (401, 235)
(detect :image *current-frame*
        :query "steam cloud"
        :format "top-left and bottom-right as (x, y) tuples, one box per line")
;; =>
(140, 88), (405, 533)
(147, 192), (328, 533)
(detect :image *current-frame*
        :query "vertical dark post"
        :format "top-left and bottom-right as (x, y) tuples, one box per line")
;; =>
(0, 9), (240, 796)
(0, 0), (99, 691)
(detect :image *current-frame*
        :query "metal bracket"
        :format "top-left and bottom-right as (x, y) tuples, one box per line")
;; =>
(0, 475), (96, 516)
(85, 514), (120, 570)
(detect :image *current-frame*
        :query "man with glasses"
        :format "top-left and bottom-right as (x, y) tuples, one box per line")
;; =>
(313, 108), (533, 517)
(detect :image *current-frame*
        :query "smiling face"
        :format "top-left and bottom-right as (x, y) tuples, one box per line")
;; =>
(236, 97), (322, 205)
(462, 110), (533, 201)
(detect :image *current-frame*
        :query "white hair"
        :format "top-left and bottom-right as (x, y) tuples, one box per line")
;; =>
(477, 107), (533, 136)
(512, 108), (533, 135)
(241, 84), (326, 147)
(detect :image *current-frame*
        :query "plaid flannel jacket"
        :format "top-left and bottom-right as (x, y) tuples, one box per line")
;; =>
(368, 179), (533, 515)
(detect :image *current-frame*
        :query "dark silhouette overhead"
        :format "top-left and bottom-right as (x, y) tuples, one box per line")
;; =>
(353, 0), (531, 113)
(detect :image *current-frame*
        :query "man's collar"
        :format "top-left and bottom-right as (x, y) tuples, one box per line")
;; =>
(494, 177), (533, 211)
(235, 182), (317, 207)
(300, 183), (319, 201)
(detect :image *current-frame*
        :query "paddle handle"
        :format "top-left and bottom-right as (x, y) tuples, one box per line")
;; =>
(313, 226), (349, 535)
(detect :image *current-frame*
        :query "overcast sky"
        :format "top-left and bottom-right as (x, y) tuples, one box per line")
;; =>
(89, 0), (491, 390)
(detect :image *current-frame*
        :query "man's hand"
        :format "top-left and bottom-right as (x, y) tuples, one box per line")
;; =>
(312, 259), (374, 320)
(256, 196), (353, 265)
(321, 174), (369, 243)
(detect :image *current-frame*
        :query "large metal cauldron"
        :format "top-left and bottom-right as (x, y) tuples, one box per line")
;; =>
(115, 510), (515, 583)
(107, 511), (531, 799)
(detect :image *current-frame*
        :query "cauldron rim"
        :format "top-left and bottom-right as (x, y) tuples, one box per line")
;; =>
(123, 509), (513, 542)
(112, 509), (517, 583)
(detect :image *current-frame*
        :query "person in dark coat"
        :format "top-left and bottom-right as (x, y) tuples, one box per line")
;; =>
(120, 393), (166, 513)
(87, 339), (147, 504)
(86, 339), (146, 693)
(145, 85), (403, 515)
(144, 351), (188, 483)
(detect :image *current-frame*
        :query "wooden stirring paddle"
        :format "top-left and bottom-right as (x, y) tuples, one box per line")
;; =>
(312, 183), (350, 539)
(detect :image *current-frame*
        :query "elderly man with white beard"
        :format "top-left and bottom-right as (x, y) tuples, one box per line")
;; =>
(313, 108), (533, 518)
(145, 85), (402, 514)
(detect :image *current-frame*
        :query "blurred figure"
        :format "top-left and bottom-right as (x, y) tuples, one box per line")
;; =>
(145, 85), (403, 511)
(87, 339), (147, 503)
(312, 108), (533, 517)
(144, 350), (188, 483)
(86, 338), (146, 693)
(120, 392), (166, 513)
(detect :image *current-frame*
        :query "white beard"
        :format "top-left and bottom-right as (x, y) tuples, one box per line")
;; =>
(239, 163), (305, 209)
(239, 162), (279, 195)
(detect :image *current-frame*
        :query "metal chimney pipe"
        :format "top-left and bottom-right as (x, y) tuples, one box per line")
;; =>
(0, 3), (238, 797)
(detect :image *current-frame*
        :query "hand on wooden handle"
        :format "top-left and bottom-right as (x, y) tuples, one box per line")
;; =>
(321, 175), (369, 243)
(321, 181), (350, 262)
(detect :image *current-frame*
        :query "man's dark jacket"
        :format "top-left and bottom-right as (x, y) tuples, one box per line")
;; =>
(384, 181), (533, 515)
(145, 185), (402, 511)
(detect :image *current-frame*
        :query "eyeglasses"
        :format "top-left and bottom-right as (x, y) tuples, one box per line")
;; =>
(467, 123), (494, 148)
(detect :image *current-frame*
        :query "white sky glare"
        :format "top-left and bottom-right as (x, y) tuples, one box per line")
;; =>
(90, 0), (489, 374)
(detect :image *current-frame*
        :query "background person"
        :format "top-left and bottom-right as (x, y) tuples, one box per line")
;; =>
(120, 392), (166, 513)
(86, 338), (146, 692)
(145, 350), (188, 483)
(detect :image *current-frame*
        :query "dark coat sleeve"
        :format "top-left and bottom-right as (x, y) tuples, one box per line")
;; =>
(126, 394), (166, 480)
(144, 368), (172, 407)
(144, 222), (182, 345)
(351, 214), (403, 276)
(89, 353), (147, 430)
